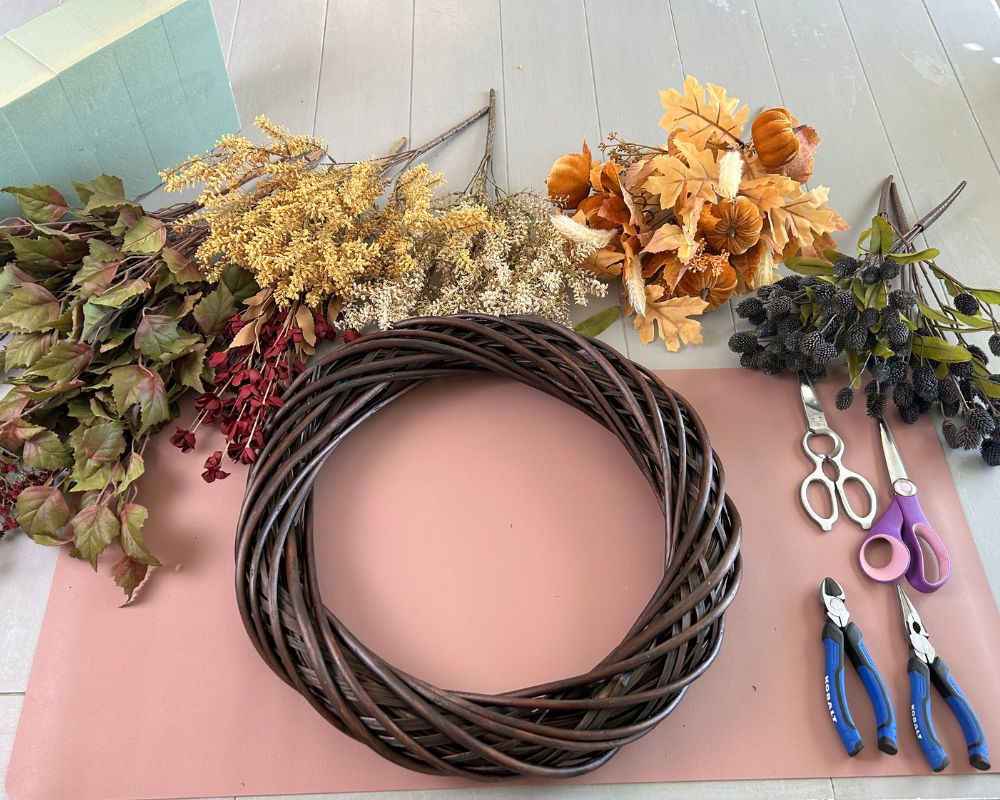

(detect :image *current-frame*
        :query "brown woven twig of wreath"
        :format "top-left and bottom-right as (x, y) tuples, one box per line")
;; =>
(235, 314), (742, 781)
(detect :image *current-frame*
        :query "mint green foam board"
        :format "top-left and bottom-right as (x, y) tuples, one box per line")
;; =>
(101, 17), (205, 171)
(56, 46), (160, 197)
(0, 37), (52, 106)
(61, 0), (180, 41)
(1, 80), (102, 207)
(0, 114), (42, 219)
(161, 0), (240, 145)
(4, 7), (111, 73)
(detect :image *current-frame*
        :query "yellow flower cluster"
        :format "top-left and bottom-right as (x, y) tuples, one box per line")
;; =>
(164, 116), (605, 327)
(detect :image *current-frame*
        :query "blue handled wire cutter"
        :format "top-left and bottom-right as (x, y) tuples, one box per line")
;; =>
(821, 577), (897, 756)
(896, 585), (991, 771)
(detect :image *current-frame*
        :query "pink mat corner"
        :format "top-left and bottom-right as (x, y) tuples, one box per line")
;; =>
(6, 368), (1000, 800)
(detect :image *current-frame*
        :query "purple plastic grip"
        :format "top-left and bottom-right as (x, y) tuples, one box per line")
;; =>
(897, 493), (950, 593)
(860, 500), (911, 583)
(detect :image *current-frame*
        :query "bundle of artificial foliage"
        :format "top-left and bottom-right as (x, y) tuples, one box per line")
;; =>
(0, 178), (256, 598)
(730, 177), (1000, 466)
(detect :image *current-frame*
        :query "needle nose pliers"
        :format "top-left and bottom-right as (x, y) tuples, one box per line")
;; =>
(821, 577), (898, 756)
(896, 584), (991, 771)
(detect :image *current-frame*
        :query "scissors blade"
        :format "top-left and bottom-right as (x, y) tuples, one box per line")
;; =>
(878, 417), (909, 485)
(799, 372), (829, 433)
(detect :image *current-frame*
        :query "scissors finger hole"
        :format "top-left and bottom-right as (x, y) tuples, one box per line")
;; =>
(912, 524), (947, 585)
(840, 477), (875, 517)
(805, 478), (835, 521)
(863, 537), (896, 569)
(804, 431), (838, 457)
(860, 535), (910, 583)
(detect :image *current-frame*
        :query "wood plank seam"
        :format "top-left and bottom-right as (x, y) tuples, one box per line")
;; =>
(834, 0), (929, 250)
(310, 0), (332, 137)
(749, 0), (788, 108)
(495, 0), (511, 193)
(407, 0), (416, 144)
(918, 0), (1000, 178)
(581, 0), (605, 141)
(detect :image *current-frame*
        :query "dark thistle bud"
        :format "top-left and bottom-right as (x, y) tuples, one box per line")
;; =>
(861, 266), (881, 285)
(866, 392), (887, 419)
(761, 352), (785, 375)
(956, 425), (983, 451)
(885, 320), (911, 348)
(767, 294), (793, 319)
(804, 361), (827, 380)
(832, 257), (860, 278)
(800, 331), (823, 355)
(846, 324), (868, 352)
(776, 275), (803, 291)
(888, 289), (917, 310)
(913, 365), (938, 400)
(893, 382), (915, 410)
(736, 296), (764, 319)
(728, 331), (757, 354)
(887, 357), (908, 383)
(941, 420), (962, 449)
(832, 290), (854, 316)
(981, 437), (1000, 467)
(949, 360), (974, 379)
(965, 406), (996, 437)
(879, 260), (900, 281)
(859, 308), (880, 328)
(953, 292), (979, 316)
(835, 387), (855, 410)
(812, 341), (838, 365)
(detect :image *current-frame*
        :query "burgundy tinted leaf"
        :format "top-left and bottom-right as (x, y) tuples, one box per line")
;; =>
(2, 184), (69, 223)
(70, 503), (120, 569)
(0, 283), (60, 331)
(16, 485), (70, 538)
(112, 554), (150, 602)
(26, 340), (93, 383)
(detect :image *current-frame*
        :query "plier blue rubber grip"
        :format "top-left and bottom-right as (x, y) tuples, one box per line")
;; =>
(908, 655), (991, 772)
(822, 619), (898, 757)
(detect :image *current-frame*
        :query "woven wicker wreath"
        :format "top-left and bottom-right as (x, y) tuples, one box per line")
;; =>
(235, 314), (742, 781)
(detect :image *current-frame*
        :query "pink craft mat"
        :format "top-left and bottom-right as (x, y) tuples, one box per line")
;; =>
(7, 368), (1000, 799)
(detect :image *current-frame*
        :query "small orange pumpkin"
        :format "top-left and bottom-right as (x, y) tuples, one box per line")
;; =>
(703, 197), (763, 255)
(675, 259), (738, 310)
(547, 142), (593, 209)
(751, 107), (799, 170)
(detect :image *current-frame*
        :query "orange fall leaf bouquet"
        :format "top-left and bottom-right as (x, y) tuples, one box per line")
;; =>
(547, 75), (847, 350)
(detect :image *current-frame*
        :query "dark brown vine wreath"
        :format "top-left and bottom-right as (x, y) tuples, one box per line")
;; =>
(235, 314), (742, 781)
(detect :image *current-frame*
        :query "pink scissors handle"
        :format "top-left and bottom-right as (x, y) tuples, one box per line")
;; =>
(859, 480), (950, 593)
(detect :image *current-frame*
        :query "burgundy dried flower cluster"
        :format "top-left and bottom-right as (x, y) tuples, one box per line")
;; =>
(171, 308), (341, 478)
(0, 462), (51, 536)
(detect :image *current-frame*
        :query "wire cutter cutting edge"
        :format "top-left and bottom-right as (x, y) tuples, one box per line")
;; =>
(896, 585), (991, 772)
(821, 577), (898, 756)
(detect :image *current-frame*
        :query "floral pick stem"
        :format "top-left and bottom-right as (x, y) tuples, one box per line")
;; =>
(390, 99), (491, 179)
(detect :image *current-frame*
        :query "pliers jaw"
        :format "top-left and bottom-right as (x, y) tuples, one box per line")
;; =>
(896, 583), (936, 664)
(822, 577), (850, 628)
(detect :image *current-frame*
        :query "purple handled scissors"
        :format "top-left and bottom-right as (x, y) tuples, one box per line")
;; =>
(859, 418), (951, 593)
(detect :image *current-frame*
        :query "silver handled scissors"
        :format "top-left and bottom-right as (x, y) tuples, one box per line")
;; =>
(798, 372), (877, 531)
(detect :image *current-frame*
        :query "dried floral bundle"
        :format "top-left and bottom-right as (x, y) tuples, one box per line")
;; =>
(730, 176), (1000, 467)
(163, 94), (605, 471)
(547, 76), (845, 350)
(0, 177), (252, 597)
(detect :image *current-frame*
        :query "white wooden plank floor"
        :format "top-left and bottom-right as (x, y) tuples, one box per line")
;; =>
(3, 1), (1000, 799)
